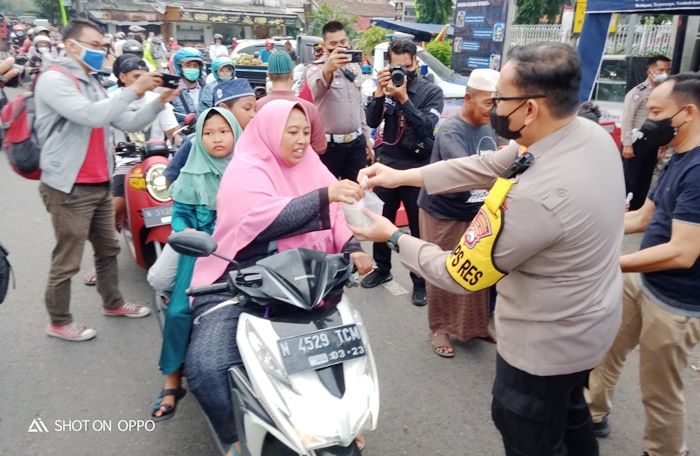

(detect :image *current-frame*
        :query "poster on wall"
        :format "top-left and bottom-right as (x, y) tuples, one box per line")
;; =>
(451, 0), (509, 75)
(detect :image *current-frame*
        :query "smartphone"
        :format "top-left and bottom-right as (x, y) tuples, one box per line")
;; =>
(342, 50), (363, 63)
(14, 56), (28, 65)
(160, 73), (180, 89)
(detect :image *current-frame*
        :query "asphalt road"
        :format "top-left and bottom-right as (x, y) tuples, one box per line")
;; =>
(0, 99), (698, 455)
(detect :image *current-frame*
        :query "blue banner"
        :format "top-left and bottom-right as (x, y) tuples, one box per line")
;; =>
(452, 0), (509, 74)
(586, 0), (700, 13)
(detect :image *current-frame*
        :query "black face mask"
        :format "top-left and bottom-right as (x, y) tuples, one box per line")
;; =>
(640, 108), (684, 147)
(490, 101), (527, 140)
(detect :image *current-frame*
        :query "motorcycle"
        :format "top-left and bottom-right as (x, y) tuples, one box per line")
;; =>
(117, 141), (173, 270)
(118, 114), (197, 270)
(168, 231), (379, 456)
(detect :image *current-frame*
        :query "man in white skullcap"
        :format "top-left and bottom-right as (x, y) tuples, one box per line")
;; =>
(416, 68), (501, 358)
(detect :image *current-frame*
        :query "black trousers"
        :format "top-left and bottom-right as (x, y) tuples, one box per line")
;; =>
(320, 134), (367, 181)
(372, 185), (425, 289)
(491, 354), (599, 456)
(623, 139), (659, 211)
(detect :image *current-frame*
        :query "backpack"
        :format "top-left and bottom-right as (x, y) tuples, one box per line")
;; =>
(0, 66), (81, 180)
(0, 242), (13, 304)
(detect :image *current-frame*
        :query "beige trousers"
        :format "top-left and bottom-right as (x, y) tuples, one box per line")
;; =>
(586, 273), (700, 456)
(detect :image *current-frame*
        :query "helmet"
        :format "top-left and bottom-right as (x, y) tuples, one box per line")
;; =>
(122, 39), (143, 56)
(33, 35), (51, 46)
(172, 47), (204, 77)
(210, 57), (235, 81)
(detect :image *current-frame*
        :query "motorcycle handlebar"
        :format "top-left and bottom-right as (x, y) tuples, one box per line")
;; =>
(186, 282), (230, 297)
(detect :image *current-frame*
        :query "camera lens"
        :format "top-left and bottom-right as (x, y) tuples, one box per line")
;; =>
(390, 66), (406, 87)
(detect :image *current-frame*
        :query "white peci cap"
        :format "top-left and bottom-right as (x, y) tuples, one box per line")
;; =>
(467, 68), (500, 92)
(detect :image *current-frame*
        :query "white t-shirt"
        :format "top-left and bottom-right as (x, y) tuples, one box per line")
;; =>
(209, 44), (229, 60)
(112, 90), (179, 145)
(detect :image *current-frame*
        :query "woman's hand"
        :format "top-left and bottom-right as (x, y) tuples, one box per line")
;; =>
(349, 209), (399, 243)
(350, 252), (374, 275)
(328, 179), (363, 204)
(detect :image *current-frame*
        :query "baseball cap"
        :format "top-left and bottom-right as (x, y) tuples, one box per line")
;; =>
(214, 78), (255, 105)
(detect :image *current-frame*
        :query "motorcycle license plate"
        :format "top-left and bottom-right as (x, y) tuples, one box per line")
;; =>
(142, 206), (173, 228)
(277, 324), (366, 375)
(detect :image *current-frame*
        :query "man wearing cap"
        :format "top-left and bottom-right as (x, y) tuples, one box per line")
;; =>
(113, 31), (126, 56)
(209, 34), (228, 60)
(164, 78), (256, 184)
(257, 51), (326, 154)
(360, 39), (444, 307)
(305, 21), (373, 181)
(417, 68), (500, 355)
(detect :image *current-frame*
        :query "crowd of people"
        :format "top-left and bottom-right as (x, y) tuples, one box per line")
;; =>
(0, 15), (698, 456)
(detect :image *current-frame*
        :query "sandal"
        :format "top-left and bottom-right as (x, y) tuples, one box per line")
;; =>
(83, 270), (97, 287)
(431, 332), (455, 358)
(150, 387), (187, 422)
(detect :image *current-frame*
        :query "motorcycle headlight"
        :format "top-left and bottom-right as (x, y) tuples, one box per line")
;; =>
(145, 163), (171, 202)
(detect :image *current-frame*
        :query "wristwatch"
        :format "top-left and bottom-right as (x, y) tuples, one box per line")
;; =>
(387, 229), (404, 253)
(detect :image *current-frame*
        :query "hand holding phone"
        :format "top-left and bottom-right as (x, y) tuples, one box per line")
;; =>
(342, 50), (363, 64)
(160, 73), (180, 89)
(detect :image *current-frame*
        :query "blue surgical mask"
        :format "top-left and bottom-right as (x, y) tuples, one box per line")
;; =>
(182, 68), (200, 82)
(74, 41), (106, 71)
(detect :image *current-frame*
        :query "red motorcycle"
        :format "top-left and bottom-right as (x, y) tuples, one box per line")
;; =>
(116, 141), (173, 269)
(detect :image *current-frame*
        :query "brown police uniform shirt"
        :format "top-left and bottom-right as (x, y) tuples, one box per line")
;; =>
(622, 80), (653, 147)
(397, 118), (625, 376)
(305, 60), (369, 137)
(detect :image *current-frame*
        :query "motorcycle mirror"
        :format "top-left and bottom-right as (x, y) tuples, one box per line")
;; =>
(168, 231), (217, 257)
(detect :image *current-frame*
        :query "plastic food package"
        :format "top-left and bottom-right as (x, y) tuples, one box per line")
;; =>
(342, 191), (384, 228)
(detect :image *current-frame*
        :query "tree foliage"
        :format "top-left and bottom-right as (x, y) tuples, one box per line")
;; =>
(415, 0), (453, 25)
(306, 3), (358, 41)
(31, 0), (62, 23)
(425, 39), (452, 67)
(514, 0), (565, 24)
(356, 26), (390, 58)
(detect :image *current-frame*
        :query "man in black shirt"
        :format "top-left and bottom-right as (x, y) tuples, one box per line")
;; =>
(361, 39), (444, 306)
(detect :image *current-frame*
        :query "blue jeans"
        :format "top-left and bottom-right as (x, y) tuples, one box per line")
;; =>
(184, 298), (253, 444)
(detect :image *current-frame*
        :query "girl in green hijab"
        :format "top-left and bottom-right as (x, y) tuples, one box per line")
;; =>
(152, 107), (242, 420)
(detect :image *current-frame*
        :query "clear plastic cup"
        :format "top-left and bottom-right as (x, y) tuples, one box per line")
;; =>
(342, 191), (384, 228)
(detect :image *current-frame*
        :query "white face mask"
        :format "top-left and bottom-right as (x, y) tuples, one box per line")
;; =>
(652, 72), (668, 84)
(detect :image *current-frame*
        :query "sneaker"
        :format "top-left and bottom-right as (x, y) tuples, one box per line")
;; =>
(411, 287), (427, 306)
(46, 322), (97, 342)
(592, 416), (610, 438)
(103, 301), (151, 318)
(361, 270), (392, 288)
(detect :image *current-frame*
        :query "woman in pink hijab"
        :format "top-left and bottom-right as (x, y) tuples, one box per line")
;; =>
(184, 99), (373, 450)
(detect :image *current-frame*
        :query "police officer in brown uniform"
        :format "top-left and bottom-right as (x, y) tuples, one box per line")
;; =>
(305, 21), (373, 181)
(622, 55), (671, 210)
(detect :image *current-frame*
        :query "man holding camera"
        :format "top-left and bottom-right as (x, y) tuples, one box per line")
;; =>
(360, 39), (443, 306)
(305, 21), (372, 180)
(34, 19), (178, 342)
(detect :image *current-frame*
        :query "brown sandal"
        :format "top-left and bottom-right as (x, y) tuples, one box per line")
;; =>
(431, 332), (455, 358)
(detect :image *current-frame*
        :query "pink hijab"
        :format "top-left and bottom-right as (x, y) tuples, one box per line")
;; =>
(191, 99), (353, 287)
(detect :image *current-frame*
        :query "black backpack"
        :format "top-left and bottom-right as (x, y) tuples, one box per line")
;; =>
(0, 242), (13, 304)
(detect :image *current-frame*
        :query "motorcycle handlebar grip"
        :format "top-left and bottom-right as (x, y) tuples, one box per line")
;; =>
(186, 282), (230, 296)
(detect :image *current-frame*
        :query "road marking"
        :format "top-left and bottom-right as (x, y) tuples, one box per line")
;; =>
(383, 281), (409, 296)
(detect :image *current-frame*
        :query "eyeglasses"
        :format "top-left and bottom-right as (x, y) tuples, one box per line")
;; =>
(491, 94), (546, 106)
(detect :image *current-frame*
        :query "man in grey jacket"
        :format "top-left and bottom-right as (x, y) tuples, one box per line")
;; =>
(34, 19), (179, 342)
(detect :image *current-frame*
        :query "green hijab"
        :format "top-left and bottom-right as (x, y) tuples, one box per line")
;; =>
(168, 107), (243, 210)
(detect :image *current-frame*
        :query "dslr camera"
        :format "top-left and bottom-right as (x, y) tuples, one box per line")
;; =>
(389, 65), (407, 87)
